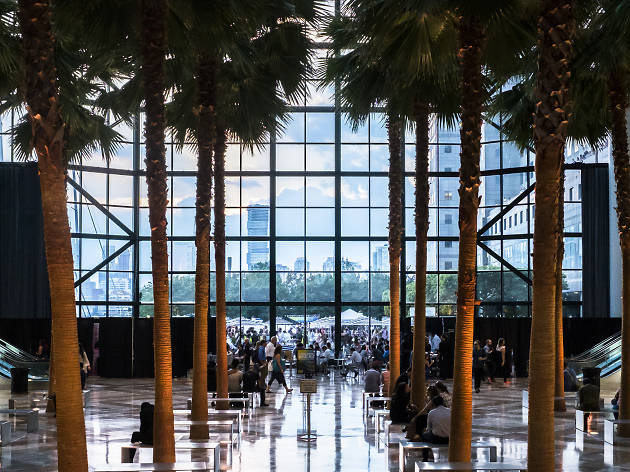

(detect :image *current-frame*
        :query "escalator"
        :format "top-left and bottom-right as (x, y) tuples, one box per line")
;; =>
(567, 331), (621, 378)
(0, 338), (49, 381)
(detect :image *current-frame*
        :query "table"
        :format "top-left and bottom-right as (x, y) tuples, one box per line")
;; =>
(364, 396), (391, 418)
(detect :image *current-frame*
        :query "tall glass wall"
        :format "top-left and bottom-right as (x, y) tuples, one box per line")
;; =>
(0, 30), (600, 345)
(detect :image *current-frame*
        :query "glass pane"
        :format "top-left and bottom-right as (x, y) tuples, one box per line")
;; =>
(276, 176), (304, 206)
(276, 208), (305, 236)
(277, 272), (305, 302)
(306, 272), (335, 302)
(241, 272), (269, 301)
(306, 144), (335, 171)
(307, 241), (335, 271)
(306, 208), (335, 236)
(341, 272), (369, 301)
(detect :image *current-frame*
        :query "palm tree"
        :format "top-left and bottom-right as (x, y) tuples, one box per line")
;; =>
(139, 0), (175, 462)
(164, 2), (319, 411)
(529, 0), (575, 468)
(190, 54), (216, 438)
(207, 1), (320, 405)
(17, 0), (87, 469)
(447, 12), (485, 462)
(387, 112), (404, 394)
(323, 0), (459, 400)
(441, 0), (534, 461)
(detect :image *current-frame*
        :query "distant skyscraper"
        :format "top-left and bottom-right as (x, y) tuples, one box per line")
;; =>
(246, 205), (269, 269)
(371, 245), (388, 271)
(294, 257), (310, 271)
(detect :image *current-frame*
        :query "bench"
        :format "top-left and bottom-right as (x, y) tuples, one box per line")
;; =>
(399, 440), (498, 472)
(604, 419), (630, 445)
(8, 398), (43, 410)
(0, 421), (11, 446)
(382, 420), (405, 446)
(90, 462), (212, 472)
(121, 441), (220, 472)
(0, 408), (39, 432)
(186, 396), (251, 413)
(522, 389), (577, 409)
(575, 409), (613, 432)
(374, 409), (389, 434)
(364, 396), (391, 418)
(173, 409), (242, 435)
(414, 461), (526, 471)
(173, 420), (237, 445)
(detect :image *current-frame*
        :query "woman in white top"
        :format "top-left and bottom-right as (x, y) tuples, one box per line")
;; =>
(496, 338), (508, 383)
(79, 343), (90, 390)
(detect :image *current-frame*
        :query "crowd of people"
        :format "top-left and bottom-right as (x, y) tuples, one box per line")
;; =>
(208, 336), (294, 408)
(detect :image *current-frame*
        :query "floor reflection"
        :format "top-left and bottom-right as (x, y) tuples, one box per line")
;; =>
(0, 374), (626, 471)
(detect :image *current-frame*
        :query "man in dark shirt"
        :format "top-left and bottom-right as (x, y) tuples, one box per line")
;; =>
(243, 365), (269, 407)
(577, 378), (600, 411)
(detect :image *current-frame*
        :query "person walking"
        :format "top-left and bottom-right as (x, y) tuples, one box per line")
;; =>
(79, 342), (90, 391)
(496, 338), (509, 383)
(473, 340), (487, 393)
(265, 336), (277, 362)
(483, 339), (495, 383)
(268, 345), (292, 394)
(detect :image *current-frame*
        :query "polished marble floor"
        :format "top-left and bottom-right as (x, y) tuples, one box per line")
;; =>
(0, 372), (628, 471)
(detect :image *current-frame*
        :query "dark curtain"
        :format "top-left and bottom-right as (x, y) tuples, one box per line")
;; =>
(0, 163), (51, 319)
(581, 164), (610, 317)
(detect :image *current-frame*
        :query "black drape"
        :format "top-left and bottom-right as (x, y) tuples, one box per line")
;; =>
(581, 164), (609, 317)
(0, 162), (50, 319)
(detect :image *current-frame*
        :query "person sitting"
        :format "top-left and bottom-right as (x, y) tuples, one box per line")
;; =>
(564, 361), (579, 392)
(350, 347), (362, 377)
(422, 395), (450, 444)
(227, 359), (244, 406)
(577, 377), (600, 411)
(434, 381), (451, 407)
(395, 366), (411, 388)
(243, 364), (269, 407)
(131, 402), (154, 445)
(382, 363), (391, 396)
(364, 363), (382, 394)
(406, 385), (441, 440)
(390, 382), (418, 424)
(612, 388), (620, 420)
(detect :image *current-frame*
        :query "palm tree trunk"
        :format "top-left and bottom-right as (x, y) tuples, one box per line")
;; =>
(529, 1), (574, 469)
(411, 100), (430, 407)
(609, 70), (630, 437)
(554, 176), (566, 412)
(387, 113), (403, 396)
(18, 1), (87, 470)
(140, 0), (175, 462)
(448, 14), (484, 464)
(191, 55), (216, 440)
(214, 125), (229, 407)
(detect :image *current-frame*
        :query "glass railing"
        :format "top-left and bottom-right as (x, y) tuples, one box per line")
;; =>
(0, 338), (49, 380)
